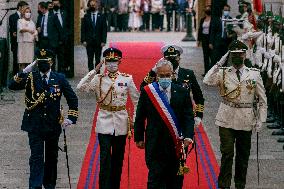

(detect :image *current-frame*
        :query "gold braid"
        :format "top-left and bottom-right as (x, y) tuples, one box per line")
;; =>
(219, 68), (241, 100)
(25, 73), (45, 110)
(97, 76), (114, 105)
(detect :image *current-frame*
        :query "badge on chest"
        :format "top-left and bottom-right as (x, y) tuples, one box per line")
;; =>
(118, 82), (127, 87)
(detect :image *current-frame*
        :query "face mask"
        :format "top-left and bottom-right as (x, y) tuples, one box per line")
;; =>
(167, 57), (179, 70)
(37, 10), (42, 15)
(231, 56), (244, 66)
(205, 10), (211, 15)
(25, 13), (31, 19)
(223, 11), (230, 17)
(158, 77), (172, 89)
(90, 7), (96, 12)
(53, 5), (60, 11)
(106, 62), (118, 73)
(38, 61), (51, 73)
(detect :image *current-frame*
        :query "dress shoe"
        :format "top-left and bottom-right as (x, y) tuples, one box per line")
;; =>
(277, 138), (284, 143)
(272, 129), (284, 136)
(29, 187), (42, 189)
(267, 123), (281, 129)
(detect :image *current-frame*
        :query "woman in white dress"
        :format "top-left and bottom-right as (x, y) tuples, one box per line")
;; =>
(128, 0), (142, 31)
(17, 7), (38, 71)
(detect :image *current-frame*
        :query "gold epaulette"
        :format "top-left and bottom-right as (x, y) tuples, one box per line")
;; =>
(121, 73), (130, 77)
(195, 104), (204, 112)
(13, 74), (23, 83)
(68, 110), (79, 118)
(143, 74), (155, 84)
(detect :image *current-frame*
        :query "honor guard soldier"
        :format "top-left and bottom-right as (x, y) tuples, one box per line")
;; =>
(203, 40), (267, 189)
(77, 47), (139, 189)
(8, 49), (78, 189)
(141, 45), (205, 127)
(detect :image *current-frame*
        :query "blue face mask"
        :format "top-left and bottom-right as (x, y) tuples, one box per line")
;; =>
(223, 11), (230, 17)
(158, 78), (172, 89)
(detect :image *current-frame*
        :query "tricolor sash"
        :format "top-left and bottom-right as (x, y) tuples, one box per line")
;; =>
(144, 82), (183, 158)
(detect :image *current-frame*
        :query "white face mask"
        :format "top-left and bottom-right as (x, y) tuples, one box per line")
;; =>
(25, 13), (31, 19)
(106, 62), (119, 73)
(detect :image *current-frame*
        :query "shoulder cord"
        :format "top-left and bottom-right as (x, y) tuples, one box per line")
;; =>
(97, 76), (114, 105)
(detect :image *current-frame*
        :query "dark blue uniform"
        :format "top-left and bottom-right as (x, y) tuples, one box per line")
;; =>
(9, 71), (78, 189)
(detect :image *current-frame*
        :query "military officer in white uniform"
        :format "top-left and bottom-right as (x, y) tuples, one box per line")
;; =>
(77, 47), (139, 189)
(203, 40), (267, 189)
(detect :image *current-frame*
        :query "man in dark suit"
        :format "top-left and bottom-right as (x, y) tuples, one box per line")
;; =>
(141, 45), (205, 125)
(81, 0), (107, 72)
(51, 0), (69, 73)
(8, 1), (29, 74)
(165, 0), (177, 32)
(209, 4), (233, 65)
(9, 49), (78, 189)
(36, 2), (63, 71)
(135, 59), (194, 189)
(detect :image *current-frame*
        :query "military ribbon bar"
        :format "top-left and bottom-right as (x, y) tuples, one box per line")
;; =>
(144, 82), (182, 158)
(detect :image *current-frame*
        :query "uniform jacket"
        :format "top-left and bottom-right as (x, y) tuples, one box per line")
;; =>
(36, 11), (63, 48)
(81, 11), (107, 45)
(77, 71), (139, 136)
(203, 65), (267, 131)
(9, 71), (78, 134)
(141, 66), (205, 118)
(134, 83), (194, 165)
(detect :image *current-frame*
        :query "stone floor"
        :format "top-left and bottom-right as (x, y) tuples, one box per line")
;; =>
(0, 32), (283, 189)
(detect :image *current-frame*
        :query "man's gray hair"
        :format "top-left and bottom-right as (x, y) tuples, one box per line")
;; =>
(153, 58), (173, 72)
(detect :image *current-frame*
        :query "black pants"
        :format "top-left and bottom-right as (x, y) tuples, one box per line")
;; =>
(117, 14), (129, 31)
(201, 34), (212, 74)
(55, 42), (65, 73)
(28, 131), (60, 189)
(86, 40), (102, 71)
(98, 134), (127, 189)
(166, 12), (174, 31)
(152, 13), (161, 30)
(218, 127), (252, 189)
(142, 13), (150, 30)
(12, 48), (18, 75)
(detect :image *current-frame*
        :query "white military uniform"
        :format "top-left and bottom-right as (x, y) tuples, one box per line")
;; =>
(203, 65), (267, 131)
(77, 71), (140, 136)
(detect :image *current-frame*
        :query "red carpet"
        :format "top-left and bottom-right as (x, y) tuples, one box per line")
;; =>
(77, 42), (219, 189)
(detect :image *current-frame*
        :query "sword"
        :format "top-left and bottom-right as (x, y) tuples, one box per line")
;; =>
(193, 137), (200, 186)
(257, 132), (260, 185)
(127, 109), (133, 189)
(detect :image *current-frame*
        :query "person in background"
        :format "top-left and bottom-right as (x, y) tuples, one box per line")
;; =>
(47, 1), (54, 11)
(151, 0), (163, 31)
(140, 0), (151, 32)
(81, 0), (107, 72)
(118, 0), (129, 32)
(9, 0), (29, 74)
(128, 0), (142, 31)
(175, 0), (186, 32)
(197, 5), (212, 76)
(165, 0), (177, 32)
(17, 6), (38, 71)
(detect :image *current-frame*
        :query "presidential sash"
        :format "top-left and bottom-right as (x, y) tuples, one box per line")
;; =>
(144, 82), (183, 158)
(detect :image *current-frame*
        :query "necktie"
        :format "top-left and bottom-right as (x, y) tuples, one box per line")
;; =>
(42, 74), (48, 88)
(41, 15), (45, 36)
(92, 13), (96, 27)
(55, 12), (62, 26)
(236, 70), (241, 81)
(161, 89), (169, 104)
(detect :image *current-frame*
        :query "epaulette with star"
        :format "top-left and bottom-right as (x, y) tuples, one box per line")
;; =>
(121, 73), (130, 77)
(143, 73), (155, 84)
(248, 67), (260, 72)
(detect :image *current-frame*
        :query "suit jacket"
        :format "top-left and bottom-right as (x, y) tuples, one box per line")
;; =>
(8, 12), (20, 51)
(203, 66), (267, 131)
(81, 11), (107, 44)
(36, 12), (63, 48)
(52, 9), (70, 42)
(197, 16), (211, 41)
(140, 67), (205, 118)
(9, 71), (78, 134)
(209, 16), (232, 48)
(134, 83), (194, 165)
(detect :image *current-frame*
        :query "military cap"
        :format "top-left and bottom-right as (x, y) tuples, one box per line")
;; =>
(161, 45), (183, 58)
(35, 49), (54, 61)
(103, 47), (122, 61)
(228, 40), (248, 53)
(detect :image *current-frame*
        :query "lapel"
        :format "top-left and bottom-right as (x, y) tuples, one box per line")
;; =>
(48, 71), (57, 85)
(170, 84), (178, 106)
(240, 66), (250, 82)
(33, 71), (45, 91)
(227, 67), (239, 83)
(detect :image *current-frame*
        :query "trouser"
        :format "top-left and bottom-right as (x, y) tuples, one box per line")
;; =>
(98, 133), (127, 189)
(56, 42), (65, 74)
(166, 12), (173, 31)
(117, 14), (129, 31)
(86, 40), (102, 71)
(142, 12), (150, 30)
(28, 131), (60, 189)
(201, 34), (212, 74)
(12, 48), (18, 75)
(218, 127), (252, 189)
(147, 158), (180, 189)
(152, 13), (161, 30)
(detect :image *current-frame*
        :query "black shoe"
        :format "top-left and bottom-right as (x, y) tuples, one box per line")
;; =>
(277, 138), (284, 143)
(267, 123), (281, 129)
(272, 129), (284, 136)
(29, 187), (42, 189)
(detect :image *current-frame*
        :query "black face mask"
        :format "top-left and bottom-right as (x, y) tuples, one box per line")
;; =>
(167, 57), (179, 70)
(38, 10), (42, 15)
(205, 10), (211, 16)
(231, 56), (244, 66)
(90, 7), (96, 12)
(53, 5), (60, 11)
(38, 61), (51, 73)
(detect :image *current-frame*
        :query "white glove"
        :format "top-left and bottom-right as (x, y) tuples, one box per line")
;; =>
(194, 117), (202, 127)
(61, 118), (73, 129)
(254, 121), (262, 133)
(23, 60), (37, 73)
(216, 51), (230, 67)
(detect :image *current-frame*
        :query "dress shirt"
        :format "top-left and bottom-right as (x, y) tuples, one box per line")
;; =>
(17, 11), (21, 18)
(42, 12), (49, 37)
(159, 84), (171, 102)
(91, 11), (98, 25)
(173, 66), (179, 79)
(40, 69), (51, 84)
